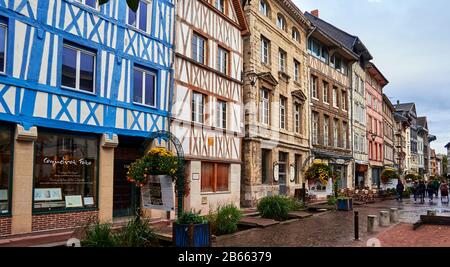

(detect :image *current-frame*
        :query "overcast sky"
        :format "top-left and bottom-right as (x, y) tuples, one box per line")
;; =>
(294, 0), (450, 154)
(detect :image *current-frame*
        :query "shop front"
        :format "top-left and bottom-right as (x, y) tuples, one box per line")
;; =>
(355, 163), (369, 189)
(0, 125), (12, 236)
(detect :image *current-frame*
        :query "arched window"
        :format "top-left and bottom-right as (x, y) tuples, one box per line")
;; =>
(277, 13), (286, 31)
(259, 0), (270, 17)
(292, 27), (300, 43)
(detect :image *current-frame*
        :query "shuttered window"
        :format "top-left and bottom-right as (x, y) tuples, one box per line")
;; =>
(201, 162), (229, 193)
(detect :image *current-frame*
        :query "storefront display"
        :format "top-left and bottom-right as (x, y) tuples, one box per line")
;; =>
(0, 126), (11, 214)
(33, 131), (98, 211)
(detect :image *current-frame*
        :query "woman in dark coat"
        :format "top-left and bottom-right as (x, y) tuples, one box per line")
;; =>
(418, 180), (426, 204)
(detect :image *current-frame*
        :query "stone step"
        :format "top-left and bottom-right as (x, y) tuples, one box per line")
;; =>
(238, 217), (279, 228)
(288, 211), (313, 219)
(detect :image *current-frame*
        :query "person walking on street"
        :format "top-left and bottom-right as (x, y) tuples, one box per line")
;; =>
(433, 179), (441, 198)
(441, 182), (449, 204)
(427, 181), (434, 203)
(396, 179), (405, 202)
(418, 180), (426, 204)
(412, 181), (418, 202)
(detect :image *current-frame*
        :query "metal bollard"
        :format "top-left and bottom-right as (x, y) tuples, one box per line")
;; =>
(379, 211), (390, 227)
(390, 208), (399, 223)
(354, 211), (359, 240)
(367, 215), (377, 234)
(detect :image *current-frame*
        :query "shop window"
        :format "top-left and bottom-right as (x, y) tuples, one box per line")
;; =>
(33, 132), (98, 212)
(0, 126), (12, 215)
(128, 0), (149, 32)
(201, 162), (229, 193)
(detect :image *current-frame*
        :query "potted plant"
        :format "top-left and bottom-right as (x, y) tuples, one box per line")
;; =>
(381, 169), (400, 185)
(305, 163), (332, 187)
(172, 210), (211, 247)
(336, 195), (353, 211)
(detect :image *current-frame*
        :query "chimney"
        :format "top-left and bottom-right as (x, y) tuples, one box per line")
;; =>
(311, 9), (319, 17)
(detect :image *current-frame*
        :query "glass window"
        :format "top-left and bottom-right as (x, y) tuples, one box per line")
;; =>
(294, 103), (301, 134)
(333, 119), (338, 147)
(216, 100), (227, 129)
(33, 132), (98, 211)
(260, 89), (270, 125)
(333, 87), (338, 108)
(278, 49), (286, 73)
(280, 96), (286, 130)
(342, 122), (348, 148)
(215, 0), (225, 13)
(261, 36), (270, 65)
(342, 90), (347, 110)
(311, 76), (318, 99)
(276, 14), (286, 31)
(259, 0), (269, 17)
(294, 60), (300, 81)
(292, 27), (300, 42)
(312, 112), (318, 145)
(323, 81), (329, 104)
(192, 92), (205, 123)
(0, 126), (11, 214)
(62, 44), (95, 93)
(0, 23), (7, 73)
(192, 33), (206, 64)
(323, 115), (329, 146)
(81, 0), (97, 8)
(133, 67), (156, 106)
(217, 46), (228, 75)
(128, 0), (148, 32)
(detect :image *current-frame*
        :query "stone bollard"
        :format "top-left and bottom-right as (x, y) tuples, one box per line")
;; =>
(379, 211), (390, 227)
(390, 208), (399, 223)
(427, 209), (437, 216)
(367, 215), (377, 234)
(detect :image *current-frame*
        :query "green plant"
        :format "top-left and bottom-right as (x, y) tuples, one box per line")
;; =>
(257, 195), (295, 221)
(80, 223), (118, 247)
(327, 195), (337, 205)
(116, 217), (159, 247)
(213, 204), (243, 236)
(286, 197), (305, 211)
(381, 169), (399, 184)
(177, 210), (206, 225)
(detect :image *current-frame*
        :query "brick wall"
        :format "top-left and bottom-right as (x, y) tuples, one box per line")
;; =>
(0, 217), (12, 236)
(32, 211), (99, 232)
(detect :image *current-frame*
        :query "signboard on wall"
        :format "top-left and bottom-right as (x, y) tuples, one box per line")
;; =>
(141, 175), (175, 211)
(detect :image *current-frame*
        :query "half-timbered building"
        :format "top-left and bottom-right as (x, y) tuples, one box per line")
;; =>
(171, 0), (248, 213)
(0, 0), (174, 237)
(240, 0), (311, 207)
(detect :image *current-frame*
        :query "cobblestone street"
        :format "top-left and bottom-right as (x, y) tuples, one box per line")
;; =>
(214, 197), (450, 247)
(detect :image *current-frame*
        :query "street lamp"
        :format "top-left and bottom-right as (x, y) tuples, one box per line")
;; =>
(244, 71), (258, 87)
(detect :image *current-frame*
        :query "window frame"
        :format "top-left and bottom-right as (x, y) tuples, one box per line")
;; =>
(279, 96), (286, 130)
(61, 43), (96, 94)
(127, 0), (149, 32)
(80, 0), (97, 9)
(32, 130), (99, 214)
(293, 60), (300, 82)
(214, 0), (226, 14)
(276, 13), (287, 31)
(323, 115), (329, 146)
(201, 162), (230, 193)
(294, 103), (301, 134)
(311, 76), (318, 100)
(192, 32), (207, 65)
(278, 48), (286, 73)
(312, 112), (319, 145)
(260, 89), (270, 125)
(0, 22), (7, 75)
(259, 0), (269, 17)
(333, 119), (339, 147)
(0, 125), (13, 216)
(261, 36), (270, 65)
(132, 66), (157, 107)
(323, 81), (329, 104)
(292, 27), (300, 43)
(217, 46), (229, 75)
(192, 91), (206, 124)
(216, 99), (227, 129)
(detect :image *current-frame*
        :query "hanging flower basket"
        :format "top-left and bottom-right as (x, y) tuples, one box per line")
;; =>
(381, 169), (399, 184)
(127, 147), (180, 187)
(305, 163), (332, 186)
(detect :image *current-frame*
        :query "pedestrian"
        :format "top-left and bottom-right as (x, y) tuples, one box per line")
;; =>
(441, 182), (449, 204)
(427, 181), (434, 203)
(412, 181), (418, 202)
(433, 179), (441, 198)
(418, 180), (426, 204)
(396, 179), (404, 202)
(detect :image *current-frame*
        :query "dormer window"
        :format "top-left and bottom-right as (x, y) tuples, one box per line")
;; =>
(308, 38), (328, 63)
(276, 14), (286, 31)
(259, 0), (270, 17)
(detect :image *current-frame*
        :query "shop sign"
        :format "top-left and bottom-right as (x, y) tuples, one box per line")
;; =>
(141, 175), (175, 211)
(336, 159), (345, 165)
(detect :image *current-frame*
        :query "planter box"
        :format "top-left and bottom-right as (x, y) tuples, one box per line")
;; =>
(337, 198), (353, 211)
(172, 222), (211, 247)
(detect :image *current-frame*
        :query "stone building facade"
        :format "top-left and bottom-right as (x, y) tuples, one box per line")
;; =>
(304, 11), (357, 195)
(241, 0), (311, 207)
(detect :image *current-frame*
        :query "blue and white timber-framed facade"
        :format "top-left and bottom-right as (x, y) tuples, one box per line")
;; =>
(0, 0), (174, 237)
